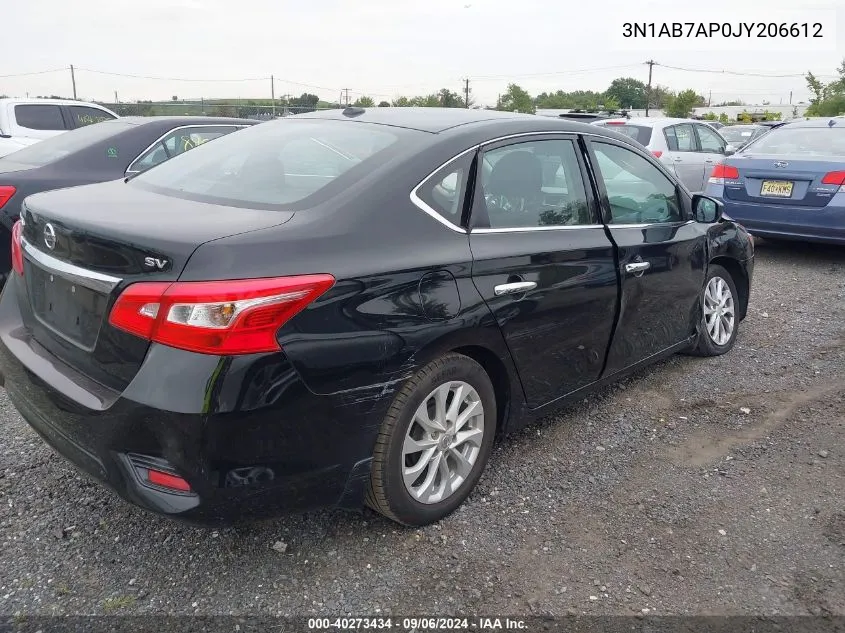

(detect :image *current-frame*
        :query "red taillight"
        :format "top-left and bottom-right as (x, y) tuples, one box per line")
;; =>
(109, 274), (335, 355)
(10, 220), (24, 276)
(821, 171), (845, 186)
(605, 121), (625, 125)
(708, 163), (740, 183)
(0, 186), (16, 210)
(147, 469), (192, 492)
(652, 150), (663, 158)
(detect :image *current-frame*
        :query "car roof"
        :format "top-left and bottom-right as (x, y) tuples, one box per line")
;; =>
(596, 117), (704, 128)
(290, 107), (549, 134)
(774, 118), (844, 129)
(0, 97), (112, 108)
(114, 116), (260, 126)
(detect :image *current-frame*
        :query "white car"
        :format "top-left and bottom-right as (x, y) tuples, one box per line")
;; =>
(592, 117), (736, 192)
(0, 98), (118, 158)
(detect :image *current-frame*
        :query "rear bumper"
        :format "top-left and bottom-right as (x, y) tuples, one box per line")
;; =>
(713, 194), (845, 245)
(0, 277), (390, 525)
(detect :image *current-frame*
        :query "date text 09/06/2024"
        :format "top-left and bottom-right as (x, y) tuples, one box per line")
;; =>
(306, 618), (528, 631)
(622, 22), (823, 38)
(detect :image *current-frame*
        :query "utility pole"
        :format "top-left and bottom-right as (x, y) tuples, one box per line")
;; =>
(70, 65), (77, 100)
(708, 90), (711, 107)
(270, 75), (276, 118)
(343, 88), (350, 106)
(114, 90), (118, 105)
(464, 78), (470, 108)
(644, 59), (655, 117)
(789, 90), (793, 105)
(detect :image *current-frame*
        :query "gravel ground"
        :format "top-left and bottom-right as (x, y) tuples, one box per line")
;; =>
(1, 239), (843, 617)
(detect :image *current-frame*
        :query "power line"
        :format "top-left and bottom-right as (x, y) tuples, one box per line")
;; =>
(75, 68), (270, 82)
(471, 64), (642, 81)
(0, 68), (66, 78)
(654, 62), (838, 79)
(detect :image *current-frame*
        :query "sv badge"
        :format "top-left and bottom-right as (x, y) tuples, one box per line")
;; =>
(143, 256), (170, 271)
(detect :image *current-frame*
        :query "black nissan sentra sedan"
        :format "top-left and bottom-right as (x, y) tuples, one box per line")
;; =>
(0, 107), (754, 527)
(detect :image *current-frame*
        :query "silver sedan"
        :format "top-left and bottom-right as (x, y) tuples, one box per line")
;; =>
(592, 118), (735, 192)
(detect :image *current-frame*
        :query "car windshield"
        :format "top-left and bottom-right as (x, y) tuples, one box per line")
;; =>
(596, 123), (653, 146)
(0, 119), (132, 167)
(130, 119), (404, 210)
(721, 126), (762, 144)
(744, 127), (845, 156)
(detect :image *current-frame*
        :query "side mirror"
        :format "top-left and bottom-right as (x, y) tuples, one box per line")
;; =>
(723, 144), (737, 156)
(692, 194), (724, 223)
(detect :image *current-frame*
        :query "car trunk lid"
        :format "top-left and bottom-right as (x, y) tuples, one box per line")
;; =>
(17, 180), (292, 391)
(718, 155), (843, 208)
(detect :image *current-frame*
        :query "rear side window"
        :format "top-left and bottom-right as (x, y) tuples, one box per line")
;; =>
(414, 153), (474, 227)
(599, 123), (653, 146)
(127, 126), (243, 174)
(664, 124), (695, 151)
(130, 120), (404, 210)
(14, 104), (66, 131)
(69, 106), (116, 127)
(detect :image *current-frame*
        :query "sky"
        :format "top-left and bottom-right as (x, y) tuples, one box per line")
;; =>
(2, 0), (844, 108)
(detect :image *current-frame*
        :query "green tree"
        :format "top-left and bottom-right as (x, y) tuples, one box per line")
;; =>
(378, 101), (390, 107)
(649, 85), (674, 109)
(497, 83), (535, 114)
(603, 96), (621, 113)
(289, 93), (320, 113)
(437, 88), (463, 108)
(392, 96), (411, 107)
(664, 89), (699, 117)
(805, 60), (845, 116)
(702, 112), (717, 120)
(410, 94), (441, 107)
(353, 96), (375, 107)
(718, 113), (730, 124)
(605, 77), (647, 109)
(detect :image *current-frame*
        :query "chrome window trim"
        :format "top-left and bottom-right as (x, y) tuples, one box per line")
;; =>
(125, 124), (246, 176)
(472, 224), (605, 234)
(21, 237), (122, 294)
(408, 130), (685, 235)
(408, 145), (477, 234)
(606, 220), (695, 229)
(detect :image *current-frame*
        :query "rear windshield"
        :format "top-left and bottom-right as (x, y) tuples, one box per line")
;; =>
(744, 127), (845, 156)
(130, 119), (403, 210)
(721, 126), (763, 144)
(0, 119), (132, 168)
(597, 123), (653, 146)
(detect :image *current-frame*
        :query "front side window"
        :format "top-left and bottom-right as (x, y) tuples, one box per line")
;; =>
(696, 124), (726, 153)
(664, 124), (695, 152)
(14, 104), (66, 131)
(477, 138), (591, 229)
(128, 126), (242, 174)
(591, 142), (682, 225)
(130, 120), (405, 210)
(69, 106), (116, 128)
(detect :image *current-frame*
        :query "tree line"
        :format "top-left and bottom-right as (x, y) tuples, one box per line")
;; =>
(805, 59), (845, 116)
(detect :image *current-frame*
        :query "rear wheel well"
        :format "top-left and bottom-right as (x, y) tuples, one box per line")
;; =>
(710, 257), (749, 320)
(451, 345), (510, 435)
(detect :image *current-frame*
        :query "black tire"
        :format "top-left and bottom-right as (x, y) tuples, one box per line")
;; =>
(687, 264), (740, 357)
(365, 353), (497, 526)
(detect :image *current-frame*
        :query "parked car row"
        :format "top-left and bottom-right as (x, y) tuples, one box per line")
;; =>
(0, 107), (755, 527)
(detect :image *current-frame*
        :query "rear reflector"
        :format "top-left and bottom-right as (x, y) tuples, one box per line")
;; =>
(10, 219), (23, 276)
(147, 469), (192, 492)
(109, 274), (336, 355)
(708, 163), (739, 184)
(0, 186), (15, 210)
(652, 150), (663, 158)
(821, 171), (845, 186)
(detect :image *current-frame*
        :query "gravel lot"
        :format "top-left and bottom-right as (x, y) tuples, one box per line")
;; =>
(1, 239), (843, 617)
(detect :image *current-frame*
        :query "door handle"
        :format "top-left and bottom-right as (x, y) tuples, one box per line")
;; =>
(705, 159), (715, 163)
(494, 281), (537, 296)
(624, 261), (651, 275)
(673, 157), (682, 162)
